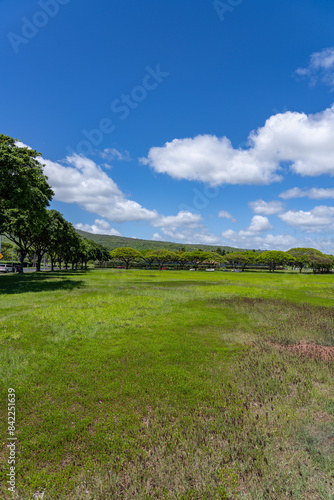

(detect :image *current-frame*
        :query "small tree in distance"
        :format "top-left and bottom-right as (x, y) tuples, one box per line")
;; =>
(110, 247), (143, 269)
(145, 250), (177, 270)
(257, 250), (294, 272)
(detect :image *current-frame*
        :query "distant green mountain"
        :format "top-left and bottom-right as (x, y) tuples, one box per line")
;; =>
(75, 229), (243, 253)
(1, 229), (250, 253)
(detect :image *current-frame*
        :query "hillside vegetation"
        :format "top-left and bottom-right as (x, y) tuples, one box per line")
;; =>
(76, 229), (242, 252)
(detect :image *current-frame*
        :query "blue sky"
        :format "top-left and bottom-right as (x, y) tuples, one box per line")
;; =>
(1, 0), (334, 252)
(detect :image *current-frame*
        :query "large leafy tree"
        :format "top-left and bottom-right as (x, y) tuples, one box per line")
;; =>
(109, 247), (143, 269)
(145, 250), (177, 270)
(222, 251), (257, 271)
(94, 243), (110, 268)
(0, 134), (54, 271)
(174, 251), (190, 269)
(257, 250), (294, 272)
(307, 253), (333, 274)
(141, 249), (158, 269)
(184, 250), (213, 270)
(45, 210), (71, 271)
(31, 216), (51, 272)
(287, 247), (323, 273)
(78, 238), (109, 270)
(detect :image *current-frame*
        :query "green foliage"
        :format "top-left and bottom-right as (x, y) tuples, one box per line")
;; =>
(110, 247), (143, 269)
(183, 250), (213, 268)
(288, 247), (323, 272)
(257, 250), (294, 272)
(222, 250), (257, 270)
(0, 134), (53, 221)
(307, 253), (334, 274)
(0, 241), (16, 261)
(76, 229), (239, 253)
(144, 249), (177, 269)
(0, 135), (54, 271)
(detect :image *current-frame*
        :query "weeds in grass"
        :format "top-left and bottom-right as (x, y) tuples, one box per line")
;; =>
(0, 270), (333, 499)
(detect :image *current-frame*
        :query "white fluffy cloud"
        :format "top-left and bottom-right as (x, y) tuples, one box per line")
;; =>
(247, 215), (272, 233)
(100, 148), (131, 161)
(279, 205), (334, 233)
(221, 230), (299, 251)
(74, 219), (121, 236)
(249, 199), (284, 215)
(221, 215), (272, 248)
(30, 149), (218, 240)
(151, 233), (164, 241)
(40, 151), (212, 240)
(150, 210), (221, 245)
(218, 210), (237, 223)
(296, 47), (334, 90)
(222, 229), (334, 253)
(41, 154), (158, 223)
(151, 211), (203, 229)
(280, 187), (334, 200)
(156, 227), (222, 245)
(141, 134), (282, 185)
(141, 105), (334, 184)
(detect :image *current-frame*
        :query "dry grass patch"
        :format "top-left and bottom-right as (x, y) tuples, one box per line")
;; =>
(271, 341), (334, 362)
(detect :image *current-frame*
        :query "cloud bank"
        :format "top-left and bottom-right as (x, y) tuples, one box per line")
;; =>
(41, 154), (216, 242)
(280, 187), (334, 200)
(42, 154), (158, 223)
(141, 105), (334, 185)
(75, 219), (121, 236)
(249, 199), (284, 215)
(279, 206), (334, 233)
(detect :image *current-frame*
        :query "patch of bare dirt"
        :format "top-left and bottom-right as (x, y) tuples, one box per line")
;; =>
(271, 341), (334, 362)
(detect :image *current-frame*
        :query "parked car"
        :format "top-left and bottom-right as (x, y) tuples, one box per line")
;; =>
(0, 264), (14, 273)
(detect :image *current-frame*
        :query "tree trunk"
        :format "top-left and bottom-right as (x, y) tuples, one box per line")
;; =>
(36, 254), (43, 272)
(19, 252), (26, 273)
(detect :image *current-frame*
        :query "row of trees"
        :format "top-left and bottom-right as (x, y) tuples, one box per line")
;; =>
(1, 134), (333, 274)
(221, 248), (333, 273)
(0, 134), (110, 272)
(110, 248), (224, 270)
(109, 247), (334, 273)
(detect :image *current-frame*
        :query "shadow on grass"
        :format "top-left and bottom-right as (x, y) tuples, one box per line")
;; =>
(0, 270), (86, 295)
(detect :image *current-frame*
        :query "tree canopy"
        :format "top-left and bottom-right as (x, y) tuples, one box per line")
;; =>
(257, 250), (294, 272)
(0, 135), (54, 271)
(109, 247), (143, 269)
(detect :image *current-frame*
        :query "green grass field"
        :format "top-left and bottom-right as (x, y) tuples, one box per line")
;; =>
(0, 270), (333, 499)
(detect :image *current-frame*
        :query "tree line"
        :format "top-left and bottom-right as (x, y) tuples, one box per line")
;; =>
(109, 247), (334, 273)
(1, 134), (332, 274)
(0, 134), (109, 272)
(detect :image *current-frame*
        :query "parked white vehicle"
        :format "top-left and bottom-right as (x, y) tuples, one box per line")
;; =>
(0, 264), (14, 273)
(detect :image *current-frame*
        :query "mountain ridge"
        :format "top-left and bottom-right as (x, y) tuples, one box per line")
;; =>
(75, 229), (248, 253)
